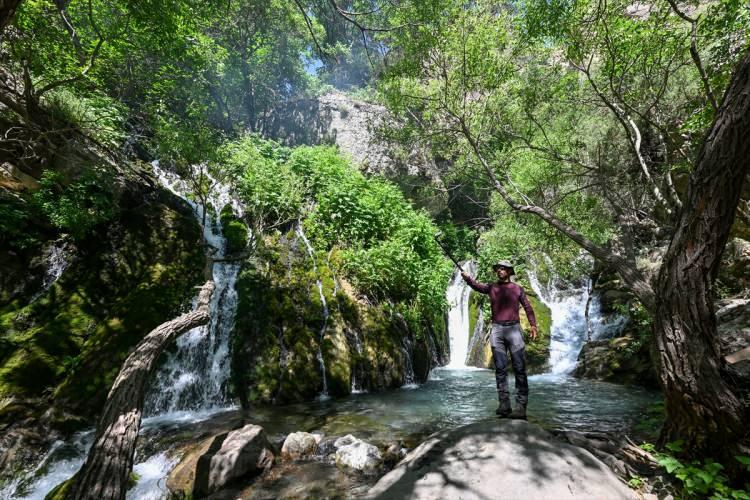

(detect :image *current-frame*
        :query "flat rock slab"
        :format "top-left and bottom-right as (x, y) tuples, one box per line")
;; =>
(368, 419), (636, 500)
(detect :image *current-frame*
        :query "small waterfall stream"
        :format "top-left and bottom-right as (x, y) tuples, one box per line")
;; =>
(144, 162), (244, 415)
(527, 258), (627, 374)
(296, 223), (330, 399)
(30, 240), (72, 302)
(528, 270), (591, 374)
(445, 262), (476, 368)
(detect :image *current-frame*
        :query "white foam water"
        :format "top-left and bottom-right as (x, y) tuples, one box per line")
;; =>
(445, 262), (476, 368)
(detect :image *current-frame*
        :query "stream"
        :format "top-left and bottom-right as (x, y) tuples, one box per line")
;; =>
(1, 174), (661, 499)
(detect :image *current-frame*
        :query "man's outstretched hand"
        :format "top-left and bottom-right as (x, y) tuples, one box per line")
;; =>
(529, 326), (538, 341)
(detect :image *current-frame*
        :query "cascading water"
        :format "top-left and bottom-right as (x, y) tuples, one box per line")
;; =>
(144, 162), (244, 415)
(527, 269), (590, 374)
(2, 163), (248, 499)
(527, 256), (626, 374)
(31, 240), (71, 302)
(296, 223), (330, 399)
(401, 335), (417, 388)
(445, 261), (476, 368)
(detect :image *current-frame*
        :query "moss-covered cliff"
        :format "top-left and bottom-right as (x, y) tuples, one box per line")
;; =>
(230, 231), (445, 406)
(0, 174), (205, 430)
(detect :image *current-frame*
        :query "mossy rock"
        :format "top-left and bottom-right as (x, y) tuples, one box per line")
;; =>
(523, 295), (551, 373)
(0, 199), (204, 422)
(219, 204), (249, 254)
(573, 335), (658, 387)
(231, 230), (440, 406)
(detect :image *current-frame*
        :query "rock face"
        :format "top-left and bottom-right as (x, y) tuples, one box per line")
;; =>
(259, 91), (449, 216)
(0, 163), (204, 438)
(281, 431), (319, 460)
(168, 424), (275, 497)
(260, 92), (439, 179)
(574, 336), (658, 387)
(368, 419), (636, 500)
(230, 231), (447, 405)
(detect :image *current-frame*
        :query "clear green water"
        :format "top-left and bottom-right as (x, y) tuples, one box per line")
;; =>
(239, 369), (661, 447)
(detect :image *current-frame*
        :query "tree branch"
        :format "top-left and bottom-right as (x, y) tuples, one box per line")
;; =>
(665, 0), (719, 113)
(456, 114), (656, 309)
(67, 281), (215, 500)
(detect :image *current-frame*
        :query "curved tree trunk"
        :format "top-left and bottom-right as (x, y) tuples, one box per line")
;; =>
(66, 281), (215, 500)
(654, 49), (750, 458)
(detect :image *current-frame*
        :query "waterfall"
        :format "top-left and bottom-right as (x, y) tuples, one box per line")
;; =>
(401, 335), (417, 387)
(350, 330), (365, 394)
(144, 162), (244, 415)
(296, 223), (330, 399)
(527, 257), (629, 374)
(31, 239), (72, 302)
(587, 294), (628, 340)
(527, 269), (590, 374)
(445, 261), (476, 368)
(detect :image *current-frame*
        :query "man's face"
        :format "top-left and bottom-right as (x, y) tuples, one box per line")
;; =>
(495, 266), (510, 280)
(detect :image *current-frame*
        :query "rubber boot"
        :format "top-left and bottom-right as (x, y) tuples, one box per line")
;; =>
(509, 404), (527, 420)
(496, 398), (512, 417)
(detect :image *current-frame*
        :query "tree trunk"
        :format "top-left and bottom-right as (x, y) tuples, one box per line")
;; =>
(66, 281), (215, 500)
(0, 0), (23, 32)
(653, 48), (750, 458)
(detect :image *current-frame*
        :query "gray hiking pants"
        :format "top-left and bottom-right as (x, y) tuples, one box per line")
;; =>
(490, 322), (528, 406)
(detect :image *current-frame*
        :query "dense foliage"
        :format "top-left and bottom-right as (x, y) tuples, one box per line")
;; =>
(2, 0), (750, 483)
(222, 135), (453, 336)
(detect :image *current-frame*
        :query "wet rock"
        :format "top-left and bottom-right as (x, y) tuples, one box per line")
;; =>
(334, 435), (383, 474)
(316, 436), (340, 459)
(167, 424), (275, 497)
(281, 431), (319, 460)
(573, 336), (657, 387)
(382, 441), (406, 468)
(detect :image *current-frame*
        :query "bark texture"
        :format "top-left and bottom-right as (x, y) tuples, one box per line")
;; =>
(66, 281), (215, 500)
(654, 48), (750, 456)
(0, 0), (23, 32)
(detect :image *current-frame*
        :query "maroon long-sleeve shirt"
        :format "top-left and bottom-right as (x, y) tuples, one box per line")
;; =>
(464, 276), (537, 327)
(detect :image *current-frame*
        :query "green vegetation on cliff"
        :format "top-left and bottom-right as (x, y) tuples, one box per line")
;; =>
(0, 193), (204, 427)
(224, 136), (452, 344)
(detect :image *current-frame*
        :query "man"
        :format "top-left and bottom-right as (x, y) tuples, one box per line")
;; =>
(461, 261), (537, 419)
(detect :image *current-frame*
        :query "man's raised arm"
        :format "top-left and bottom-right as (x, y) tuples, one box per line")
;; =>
(461, 272), (490, 294)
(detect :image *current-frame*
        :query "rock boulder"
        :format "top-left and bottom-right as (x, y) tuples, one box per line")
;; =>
(281, 431), (319, 460)
(167, 424), (275, 497)
(368, 419), (636, 500)
(334, 434), (383, 474)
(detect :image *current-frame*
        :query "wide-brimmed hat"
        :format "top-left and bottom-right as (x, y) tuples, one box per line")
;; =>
(492, 260), (515, 275)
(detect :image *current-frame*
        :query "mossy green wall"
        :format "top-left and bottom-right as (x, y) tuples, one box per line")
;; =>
(0, 201), (204, 428)
(231, 231), (443, 406)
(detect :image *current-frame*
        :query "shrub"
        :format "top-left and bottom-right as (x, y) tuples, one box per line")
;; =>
(220, 204), (249, 254)
(32, 168), (118, 240)
(223, 135), (302, 230)
(641, 441), (750, 499)
(0, 193), (41, 250)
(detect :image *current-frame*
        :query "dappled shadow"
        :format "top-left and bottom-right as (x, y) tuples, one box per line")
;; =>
(366, 418), (630, 500)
